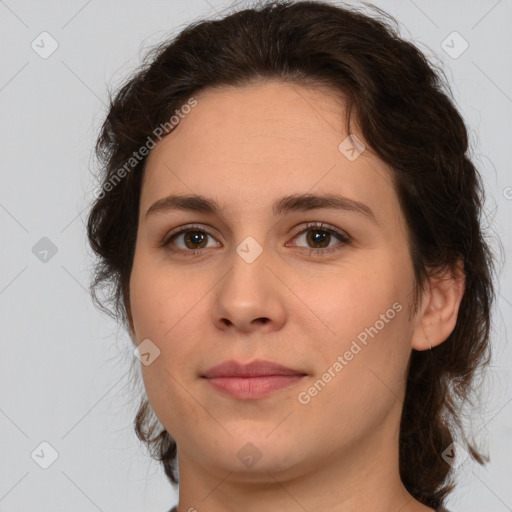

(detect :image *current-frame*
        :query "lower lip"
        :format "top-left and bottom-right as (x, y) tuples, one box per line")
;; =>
(204, 375), (305, 399)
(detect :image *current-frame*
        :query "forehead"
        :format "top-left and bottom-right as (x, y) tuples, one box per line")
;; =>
(140, 80), (402, 228)
(151, 80), (350, 163)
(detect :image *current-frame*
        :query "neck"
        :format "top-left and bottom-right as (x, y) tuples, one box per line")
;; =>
(173, 399), (435, 512)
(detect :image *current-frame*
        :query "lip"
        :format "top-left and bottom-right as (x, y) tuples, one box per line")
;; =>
(203, 359), (306, 378)
(202, 359), (307, 399)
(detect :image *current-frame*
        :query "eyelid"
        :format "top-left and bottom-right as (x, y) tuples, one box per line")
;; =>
(163, 223), (220, 243)
(287, 222), (351, 250)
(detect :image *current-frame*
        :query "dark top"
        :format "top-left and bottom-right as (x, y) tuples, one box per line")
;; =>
(168, 506), (450, 511)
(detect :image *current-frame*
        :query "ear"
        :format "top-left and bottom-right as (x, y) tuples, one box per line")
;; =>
(411, 259), (465, 351)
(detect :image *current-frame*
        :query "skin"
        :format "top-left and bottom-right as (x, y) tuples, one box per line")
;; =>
(127, 80), (465, 512)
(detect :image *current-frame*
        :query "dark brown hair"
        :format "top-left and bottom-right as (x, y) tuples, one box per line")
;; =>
(87, 1), (497, 509)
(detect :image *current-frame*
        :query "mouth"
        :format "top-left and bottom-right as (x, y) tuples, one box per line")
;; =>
(201, 359), (308, 400)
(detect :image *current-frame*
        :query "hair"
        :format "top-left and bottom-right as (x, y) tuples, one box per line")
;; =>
(87, 1), (497, 508)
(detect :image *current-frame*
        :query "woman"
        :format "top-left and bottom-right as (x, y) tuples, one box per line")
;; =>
(87, 1), (496, 511)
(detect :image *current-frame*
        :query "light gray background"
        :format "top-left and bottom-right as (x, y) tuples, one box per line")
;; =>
(1, 0), (511, 511)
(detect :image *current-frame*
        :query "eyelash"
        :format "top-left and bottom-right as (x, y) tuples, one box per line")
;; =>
(161, 222), (351, 258)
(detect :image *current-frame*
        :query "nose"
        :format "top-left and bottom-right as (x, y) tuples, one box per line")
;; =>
(211, 245), (287, 334)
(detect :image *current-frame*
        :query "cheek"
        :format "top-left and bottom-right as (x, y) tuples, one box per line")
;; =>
(289, 260), (402, 339)
(295, 303), (412, 437)
(294, 259), (412, 393)
(128, 253), (209, 416)
(129, 251), (201, 340)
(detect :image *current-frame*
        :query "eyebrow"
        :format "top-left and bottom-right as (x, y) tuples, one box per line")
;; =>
(146, 192), (377, 223)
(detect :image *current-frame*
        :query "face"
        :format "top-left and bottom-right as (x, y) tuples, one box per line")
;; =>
(128, 80), (420, 481)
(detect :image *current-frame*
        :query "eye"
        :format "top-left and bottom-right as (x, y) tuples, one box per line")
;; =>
(287, 222), (350, 256)
(162, 222), (350, 257)
(163, 224), (221, 254)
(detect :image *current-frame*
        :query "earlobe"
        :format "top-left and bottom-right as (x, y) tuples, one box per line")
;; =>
(411, 260), (465, 351)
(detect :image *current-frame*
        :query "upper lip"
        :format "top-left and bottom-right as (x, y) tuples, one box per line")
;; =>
(202, 359), (307, 378)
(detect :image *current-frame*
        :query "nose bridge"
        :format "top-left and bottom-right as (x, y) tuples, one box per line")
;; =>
(212, 234), (287, 331)
(223, 235), (270, 303)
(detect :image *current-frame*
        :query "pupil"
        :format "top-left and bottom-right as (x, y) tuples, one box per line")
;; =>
(186, 231), (206, 249)
(308, 230), (329, 248)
